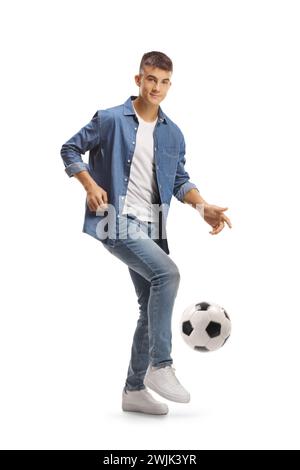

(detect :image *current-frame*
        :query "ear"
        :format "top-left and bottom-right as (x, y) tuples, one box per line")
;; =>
(134, 74), (141, 86)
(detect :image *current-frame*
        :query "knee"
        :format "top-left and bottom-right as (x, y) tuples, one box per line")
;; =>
(152, 262), (180, 287)
(168, 263), (180, 287)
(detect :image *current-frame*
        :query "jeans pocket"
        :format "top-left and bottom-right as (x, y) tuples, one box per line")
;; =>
(100, 240), (114, 254)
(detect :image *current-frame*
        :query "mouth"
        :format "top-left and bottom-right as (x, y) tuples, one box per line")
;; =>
(150, 93), (160, 99)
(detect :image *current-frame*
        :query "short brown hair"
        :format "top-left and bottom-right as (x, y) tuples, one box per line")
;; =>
(139, 51), (173, 74)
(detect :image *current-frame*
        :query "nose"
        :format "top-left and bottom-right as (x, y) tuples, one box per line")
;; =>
(153, 82), (160, 92)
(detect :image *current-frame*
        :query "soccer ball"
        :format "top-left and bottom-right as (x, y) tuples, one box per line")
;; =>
(180, 301), (231, 352)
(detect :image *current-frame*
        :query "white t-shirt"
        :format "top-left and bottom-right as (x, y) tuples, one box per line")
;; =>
(121, 106), (160, 222)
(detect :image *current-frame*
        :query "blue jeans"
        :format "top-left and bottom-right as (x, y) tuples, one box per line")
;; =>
(101, 214), (180, 391)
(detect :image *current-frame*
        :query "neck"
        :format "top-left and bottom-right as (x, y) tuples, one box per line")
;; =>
(132, 96), (159, 122)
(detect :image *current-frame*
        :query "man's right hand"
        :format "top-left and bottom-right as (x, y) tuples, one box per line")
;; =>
(74, 170), (108, 212)
(86, 185), (108, 212)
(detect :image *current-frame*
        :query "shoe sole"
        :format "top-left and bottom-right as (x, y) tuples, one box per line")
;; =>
(122, 403), (168, 415)
(144, 378), (190, 403)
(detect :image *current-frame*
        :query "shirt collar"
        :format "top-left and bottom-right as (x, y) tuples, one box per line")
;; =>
(123, 95), (167, 124)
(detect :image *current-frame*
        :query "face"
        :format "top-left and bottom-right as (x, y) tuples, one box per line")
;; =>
(135, 65), (172, 106)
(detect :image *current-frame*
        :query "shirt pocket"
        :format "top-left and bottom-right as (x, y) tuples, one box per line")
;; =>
(162, 145), (179, 158)
(161, 146), (179, 177)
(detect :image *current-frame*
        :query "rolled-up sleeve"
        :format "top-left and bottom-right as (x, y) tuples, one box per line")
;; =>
(173, 133), (199, 202)
(60, 110), (101, 177)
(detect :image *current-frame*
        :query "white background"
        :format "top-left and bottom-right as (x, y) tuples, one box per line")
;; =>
(1, 0), (299, 450)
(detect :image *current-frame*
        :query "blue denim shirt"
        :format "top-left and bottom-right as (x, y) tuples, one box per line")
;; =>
(60, 95), (199, 254)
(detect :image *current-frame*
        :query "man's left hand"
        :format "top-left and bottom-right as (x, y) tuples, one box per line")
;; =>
(202, 204), (232, 235)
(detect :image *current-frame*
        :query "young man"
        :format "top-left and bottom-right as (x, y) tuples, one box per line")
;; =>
(60, 51), (232, 416)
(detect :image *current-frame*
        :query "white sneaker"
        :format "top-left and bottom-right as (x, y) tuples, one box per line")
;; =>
(122, 388), (169, 415)
(144, 365), (190, 403)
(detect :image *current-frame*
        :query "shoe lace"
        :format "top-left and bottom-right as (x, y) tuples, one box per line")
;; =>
(164, 365), (180, 384)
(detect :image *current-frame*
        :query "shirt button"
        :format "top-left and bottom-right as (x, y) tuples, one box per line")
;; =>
(121, 196), (125, 199)
(127, 159), (131, 163)
(154, 147), (157, 151)
(124, 177), (128, 181)
(132, 141), (135, 144)
(134, 127), (137, 131)
(156, 165), (159, 169)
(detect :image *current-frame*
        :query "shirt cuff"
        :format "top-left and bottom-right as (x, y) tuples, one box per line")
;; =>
(174, 182), (199, 203)
(65, 162), (90, 177)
